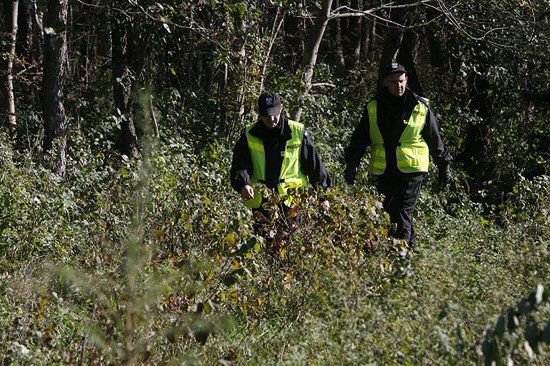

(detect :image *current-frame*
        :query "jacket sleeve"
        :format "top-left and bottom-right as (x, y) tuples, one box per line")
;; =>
(421, 109), (452, 167)
(230, 130), (253, 193)
(344, 105), (371, 169)
(300, 129), (331, 189)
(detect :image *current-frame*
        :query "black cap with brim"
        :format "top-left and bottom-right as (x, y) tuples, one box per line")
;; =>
(261, 104), (282, 116)
(382, 63), (407, 78)
(258, 92), (282, 116)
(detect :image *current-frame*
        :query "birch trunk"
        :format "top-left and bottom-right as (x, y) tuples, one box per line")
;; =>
(4, 0), (18, 126)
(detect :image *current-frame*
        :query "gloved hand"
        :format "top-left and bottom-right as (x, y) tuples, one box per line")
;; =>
(438, 164), (452, 188)
(240, 185), (254, 200)
(344, 166), (357, 185)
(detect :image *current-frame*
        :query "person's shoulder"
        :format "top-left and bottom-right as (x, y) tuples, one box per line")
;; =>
(286, 119), (307, 137)
(301, 128), (316, 146)
(413, 92), (430, 107)
(366, 90), (384, 108)
(418, 96), (430, 106)
(246, 120), (263, 136)
(286, 119), (304, 129)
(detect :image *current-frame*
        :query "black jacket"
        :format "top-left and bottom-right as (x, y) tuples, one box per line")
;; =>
(344, 88), (451, 178)
(230, 116), (331, 193)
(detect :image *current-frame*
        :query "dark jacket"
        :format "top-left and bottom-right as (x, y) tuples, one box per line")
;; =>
(230, 116), (331, 193)
(344, 88), (451, 178)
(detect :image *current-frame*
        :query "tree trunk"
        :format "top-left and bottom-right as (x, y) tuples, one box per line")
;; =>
(4, 0), (18, 126)
(426, 32), (449, 71)
(31, 0), (44, 62)
(42, 0), (68, 178)
(112, 17), (139, 157)
(365, 16), (376, 61)
(236, 42), (247, 127)
(396, 31), (422, 95)
(425, 8), (449, 71)
(378, 0), (410, 86)
(463, 68), (493, 190)
(335, 0), (345, 67)
(259, 7), (285, 91)
(353, 0), (363, 66)
(218, 62), (228, 136)
(361, 17), (370, 62)
(16, 0), (31, 61)
(296, 0), (334, 122)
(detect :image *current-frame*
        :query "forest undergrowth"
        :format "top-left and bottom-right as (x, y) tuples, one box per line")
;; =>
(0, 117), (547, 364)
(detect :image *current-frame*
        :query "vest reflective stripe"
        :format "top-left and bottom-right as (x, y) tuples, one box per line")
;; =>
(367, 99), (430, 175)
(367, 101), (387, 174)
(244, 120), (310, 209)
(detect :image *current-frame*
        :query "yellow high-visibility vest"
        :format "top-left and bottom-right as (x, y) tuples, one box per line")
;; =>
(244, 120), (309, 209)
(367, 99), (430, 175)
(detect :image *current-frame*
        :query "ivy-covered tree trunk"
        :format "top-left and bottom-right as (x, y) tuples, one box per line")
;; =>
(42, 0), (68, 178)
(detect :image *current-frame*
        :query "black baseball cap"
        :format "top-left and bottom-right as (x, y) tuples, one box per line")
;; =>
(382, 63), (407, 78)
(258, 91), (282, 116)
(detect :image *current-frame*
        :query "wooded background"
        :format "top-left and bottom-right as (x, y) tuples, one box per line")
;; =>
(1, 1), (549, 364)
(1, 0), (548, 198)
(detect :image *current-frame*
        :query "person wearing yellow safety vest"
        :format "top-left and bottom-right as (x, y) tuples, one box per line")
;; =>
(344, 63), (452, 246)
(230, 91), (331, 228)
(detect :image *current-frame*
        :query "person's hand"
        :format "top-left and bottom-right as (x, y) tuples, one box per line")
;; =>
(320, 199), (330, 213)
(438, 164), (452, 188)
(240, 185), (254, 200)
(344, 166), (356, 185)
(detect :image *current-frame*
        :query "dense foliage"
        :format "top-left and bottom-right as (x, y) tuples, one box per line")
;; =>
(1, 0), (548, 364)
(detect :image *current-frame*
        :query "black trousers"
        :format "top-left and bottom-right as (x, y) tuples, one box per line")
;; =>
(376, 172), (424, 246)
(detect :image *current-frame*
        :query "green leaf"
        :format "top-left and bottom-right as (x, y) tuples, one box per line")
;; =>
(225, 232), (237, 246)
(238, 3), (246, 15)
